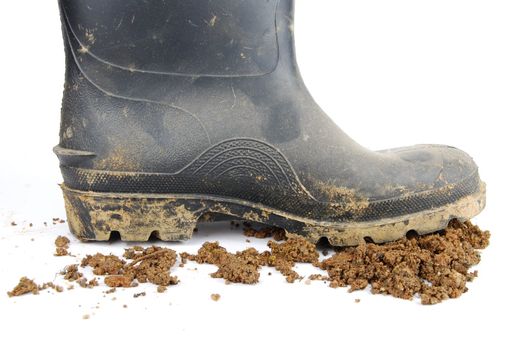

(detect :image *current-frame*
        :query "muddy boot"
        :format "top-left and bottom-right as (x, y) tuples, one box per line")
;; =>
(55, 0), (486, 246)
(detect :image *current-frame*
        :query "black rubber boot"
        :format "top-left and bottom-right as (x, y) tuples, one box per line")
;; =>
(56, 0), (486, 246)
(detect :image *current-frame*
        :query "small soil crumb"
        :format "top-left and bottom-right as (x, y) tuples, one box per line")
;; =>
(318, 220), (490, 305)
(54, 236), (70, 256)
(211, 293), (221, 302)
(88, 278), (99, 287)
(243, 226), (287, 241)
(309, 274), (329, 281)
(104, 288), (117, 294)
(7, 277), (39, 297)
(355, 298), (361, 303)
(157, 286), (167, 293)
(40, 282), (64, 293)
(76, 278), (89, 288)
(11, 221), (17, 226)
(133, 292), (146, 298)
(61, 264), (83, 281)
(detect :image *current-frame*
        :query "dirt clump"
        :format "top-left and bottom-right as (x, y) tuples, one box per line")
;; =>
(211, 293), (221, 301)
(81, 253), (126, 275)
(182, 236), (318, 284)
(182, 242), (262, 284)
(78, 247), (180, 289)
(243, 225), (287, 241)
(62, 264), (82, 281)
(268, 236), (319, 263)
(123, 246), (179, 286)
(7, 277), (39, 297)
(264, 237), (319, 283)
(54, 236), (70, 256)
(105, 275), (134, 288)
(318, 220), (490, 304)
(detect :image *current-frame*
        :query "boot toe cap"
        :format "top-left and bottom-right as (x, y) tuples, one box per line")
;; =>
(395, 144), (479, 188)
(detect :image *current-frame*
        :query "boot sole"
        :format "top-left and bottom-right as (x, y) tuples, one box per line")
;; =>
(61, 182), (486, 246)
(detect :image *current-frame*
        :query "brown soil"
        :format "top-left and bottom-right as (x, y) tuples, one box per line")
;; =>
(7, 220), (489, 305)
(79, 246), (179, 289)
(7, 277), (65, 297)
(181, 236), (319, 284)
(81, 253), (126, 275)
(7, 277), (39, 297)
(317, 220), (490, 304)
(61, 264), (83, 281)
(123, 246), (179, 286)
(181, 242), (262, 284)
(105, 275), (134, 288)
(54, 236), (70, 256)
(211, 293), (221, 301)
(265, 237), (319, 283)
(182, 220), (489, 304)
(243, 225), (287, 241)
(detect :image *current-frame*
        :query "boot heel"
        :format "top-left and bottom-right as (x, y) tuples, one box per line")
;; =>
(61, 185), (204, 242)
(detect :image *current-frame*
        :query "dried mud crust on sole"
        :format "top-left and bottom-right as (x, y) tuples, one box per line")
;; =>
(61, 182), (486, 246)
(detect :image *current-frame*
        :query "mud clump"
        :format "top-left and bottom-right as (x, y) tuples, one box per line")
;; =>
(61, 264), (83, 281)
(182, 242), (262, 284)
(82, 247), (180, 288)
(182, 236), (318, 284)
(268, 236), (319, 263)
(266, 237), (319, 283)
(318, 220), (490, 304)
(105, 275), (134, 288)
(81, 253), (126, 275)
(124, 246), (179, 286)
(7, 277), (39, 297)
(54, 236), (70, 256)
(243, 225), (287, 241)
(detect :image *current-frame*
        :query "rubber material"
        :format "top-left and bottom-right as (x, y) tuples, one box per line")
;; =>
(56, 0), (486, 245)
(62, 182), (486, 246)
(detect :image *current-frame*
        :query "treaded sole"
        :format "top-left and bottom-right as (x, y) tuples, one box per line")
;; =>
(61, 182), (486, 246)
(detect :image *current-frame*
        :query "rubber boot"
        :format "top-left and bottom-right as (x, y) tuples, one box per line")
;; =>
(55, 0), (486, 246)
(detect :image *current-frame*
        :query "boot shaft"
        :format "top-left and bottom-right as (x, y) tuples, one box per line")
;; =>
(58, 0), (312, 174)
(59, 0), (292, 77)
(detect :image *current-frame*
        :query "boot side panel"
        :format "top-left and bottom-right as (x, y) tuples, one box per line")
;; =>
(57, 41), (212, 172)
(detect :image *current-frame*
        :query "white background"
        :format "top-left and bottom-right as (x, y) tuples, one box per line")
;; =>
(0, 0), (522, 349)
